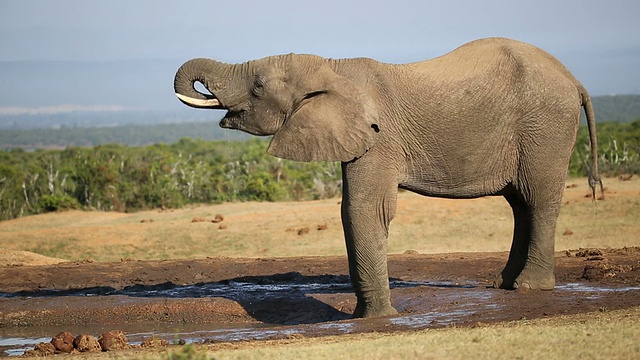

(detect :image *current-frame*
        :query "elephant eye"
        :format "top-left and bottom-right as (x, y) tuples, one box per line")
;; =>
(252, 76), (266, 97)
(302, 91), (325, 100)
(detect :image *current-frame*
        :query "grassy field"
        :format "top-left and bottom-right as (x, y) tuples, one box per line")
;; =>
(1, 177), (639, 264)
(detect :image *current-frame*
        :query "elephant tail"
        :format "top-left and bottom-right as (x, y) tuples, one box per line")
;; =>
(580, 86), (604, 201)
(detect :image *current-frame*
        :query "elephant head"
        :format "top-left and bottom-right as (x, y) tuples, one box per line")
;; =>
(174, 55), (380, 162)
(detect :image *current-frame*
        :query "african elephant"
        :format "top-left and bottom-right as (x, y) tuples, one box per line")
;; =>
(174, 37), (602, 318)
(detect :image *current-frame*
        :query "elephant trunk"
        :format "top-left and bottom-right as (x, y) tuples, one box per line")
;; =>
(174, 58), (227, 109)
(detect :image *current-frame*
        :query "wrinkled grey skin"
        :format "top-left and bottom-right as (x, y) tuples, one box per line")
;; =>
(174, 38), (602, 318)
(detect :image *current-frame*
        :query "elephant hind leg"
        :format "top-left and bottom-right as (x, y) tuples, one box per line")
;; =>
(494, 189), (558, 290)
(494, 114), (572, 291)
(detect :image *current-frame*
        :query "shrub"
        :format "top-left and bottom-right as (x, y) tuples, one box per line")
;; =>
(39, 194), (80, 212)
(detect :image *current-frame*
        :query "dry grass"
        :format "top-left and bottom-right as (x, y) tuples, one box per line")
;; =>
(198, 306), (640, 360)
(0, 177), (639, 263)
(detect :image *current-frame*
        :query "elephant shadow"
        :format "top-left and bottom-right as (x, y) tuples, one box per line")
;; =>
(0, 272), (351, 325)
(169, 272), (357, 325)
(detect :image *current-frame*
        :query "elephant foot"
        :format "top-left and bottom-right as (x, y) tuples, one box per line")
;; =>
(492, 266), (520, 289)
(493, 267), (555, 290)
(352, 298), (398, 318)
(513, 272), (555, 290)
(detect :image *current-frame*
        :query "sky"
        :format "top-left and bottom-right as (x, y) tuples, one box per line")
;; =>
(0, 0), (639, 112)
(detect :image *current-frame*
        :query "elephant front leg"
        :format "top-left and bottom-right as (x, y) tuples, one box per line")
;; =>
(341, 163), (399, 318)
(343, 203), (399, 318)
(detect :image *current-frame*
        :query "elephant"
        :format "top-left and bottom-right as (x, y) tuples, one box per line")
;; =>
(174, 37), (602, 318)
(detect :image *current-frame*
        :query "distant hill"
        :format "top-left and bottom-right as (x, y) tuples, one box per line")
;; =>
(0, 109), (221, 130)
(0, 121), (248, 150)
(0, 95), (639, 150)
(589, 95), (640, 123)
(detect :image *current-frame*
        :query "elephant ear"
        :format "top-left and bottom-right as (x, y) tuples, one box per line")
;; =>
(267, 65), (380, 162)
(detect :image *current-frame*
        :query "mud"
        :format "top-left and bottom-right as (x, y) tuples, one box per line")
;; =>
(1, 247), (639, 356)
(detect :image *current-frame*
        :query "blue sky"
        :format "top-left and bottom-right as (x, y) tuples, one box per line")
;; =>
(2, 0), (638, 62)
(0, 0), (639, 111)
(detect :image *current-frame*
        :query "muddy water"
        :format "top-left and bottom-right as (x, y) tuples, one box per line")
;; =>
(2, 279), (639, 356)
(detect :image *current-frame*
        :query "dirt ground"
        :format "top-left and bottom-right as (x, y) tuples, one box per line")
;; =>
(0, 177), (639, 356)
(1, 248), (640, 356)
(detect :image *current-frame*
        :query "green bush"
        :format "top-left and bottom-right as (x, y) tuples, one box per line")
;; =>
(39, 194), (80, 212)
(569, 119), (640, 177)
(240, 171), (286, 202)
(0, 138), (343, 220)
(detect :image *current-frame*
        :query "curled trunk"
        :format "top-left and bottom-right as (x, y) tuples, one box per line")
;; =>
(174, 58), (227, 109)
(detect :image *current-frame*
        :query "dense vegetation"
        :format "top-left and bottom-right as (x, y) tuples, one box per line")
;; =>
(0, 120), (638, 221)
(569, 119), (640, 176)
(0, 138), (341, 220)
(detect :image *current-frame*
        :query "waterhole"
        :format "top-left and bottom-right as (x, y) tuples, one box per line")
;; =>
(2, 281), (639, 356)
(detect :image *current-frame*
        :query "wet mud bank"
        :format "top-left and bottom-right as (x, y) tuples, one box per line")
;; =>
(1, 248), (639, 356)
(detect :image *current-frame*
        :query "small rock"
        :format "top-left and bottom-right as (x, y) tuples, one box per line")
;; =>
(98, 330), (130, 351)
(74, 334), (101, 352)
(403, 249), (419, 255)
(566, 248), (603, 257)
(586, 255), (606, 261)
(297, 227), (310, 235)
(212, 214), (224, 223)
(51, 331), (75, 353)
(141, 337), (168, 348)
(562, 229), (574, 236)
(582, 263), (608, 281)
(26, 342), (56, 356)
(191, 217), (208, 223)
(317, 224), (328, 231)
(140, 219), (154, 223)
(218, 223), (228, 230)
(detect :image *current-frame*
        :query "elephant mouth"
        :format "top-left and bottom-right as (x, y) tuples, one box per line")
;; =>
(175, 92), (226, 110)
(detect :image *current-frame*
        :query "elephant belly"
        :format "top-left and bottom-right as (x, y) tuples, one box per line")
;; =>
(398, 147), (514, 199)
(399, 176), (508, 199)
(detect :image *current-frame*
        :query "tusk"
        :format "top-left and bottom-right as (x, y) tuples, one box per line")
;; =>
(175, 93), (222, 108)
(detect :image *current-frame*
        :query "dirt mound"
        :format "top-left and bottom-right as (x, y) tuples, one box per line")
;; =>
(0, 250), (66, 266)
